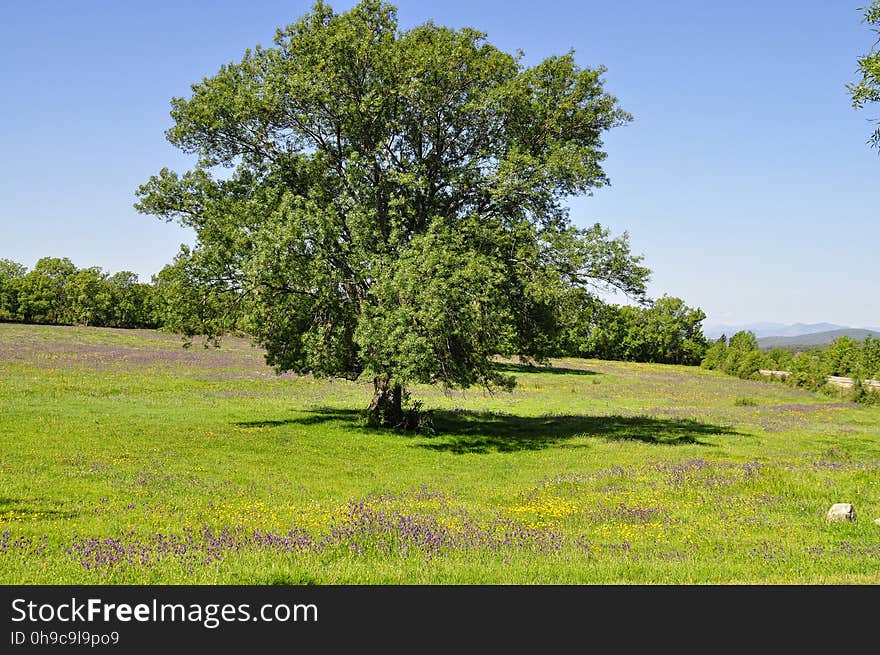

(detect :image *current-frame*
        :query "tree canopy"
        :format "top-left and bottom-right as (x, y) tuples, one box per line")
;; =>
(559, 295), (708, 365)
(0, 257), (157, 328)
(135, 0), (649, 426)
(850, 1), (880, 149)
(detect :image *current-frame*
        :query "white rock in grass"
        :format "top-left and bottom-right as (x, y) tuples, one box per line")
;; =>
(826, 503), (856, 522)
(874, 518), (880, 526)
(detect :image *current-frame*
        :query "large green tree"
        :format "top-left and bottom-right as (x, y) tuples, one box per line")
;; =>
(563, 295), (707, 365)
(850, 1), (880, 149)
(0, 259), (27, 321)
(136, 0), (649, 426)
(17, 257), (77, 325)
(622, 296), (707, 365)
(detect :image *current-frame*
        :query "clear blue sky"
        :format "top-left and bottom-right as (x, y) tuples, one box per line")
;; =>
(2, 0), (878, 328)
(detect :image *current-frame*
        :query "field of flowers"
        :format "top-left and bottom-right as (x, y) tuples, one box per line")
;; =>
(2, 323), (880, 583)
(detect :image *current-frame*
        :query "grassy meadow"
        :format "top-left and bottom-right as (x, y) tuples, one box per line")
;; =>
(1, 322), (880, 584)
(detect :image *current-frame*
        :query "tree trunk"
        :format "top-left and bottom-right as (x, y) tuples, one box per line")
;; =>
(390, 383), (403, 421)
(367, 375), (387, 414)
(367, 375), (405, 428)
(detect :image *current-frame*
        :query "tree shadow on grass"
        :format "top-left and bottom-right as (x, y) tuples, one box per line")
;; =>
(235, 411), (360, 430)
(234, 419), (299, 428)
(0, 497), (76, 521)
(234, 408), (741, 454)
(422, 411), (740, 454)
(492, 361), (599, 376)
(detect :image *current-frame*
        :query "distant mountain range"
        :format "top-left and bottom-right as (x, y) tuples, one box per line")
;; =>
(757, 329), (880, 349)
(704, 322), (852, 339)
(702, 322), (880, 349)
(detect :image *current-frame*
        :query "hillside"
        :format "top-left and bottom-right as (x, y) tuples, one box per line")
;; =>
(2, 323), (880, 584)
(758, 328), (880, 349)
(703, 322), (846, 339)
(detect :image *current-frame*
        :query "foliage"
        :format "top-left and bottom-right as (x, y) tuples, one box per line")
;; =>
(626, 296), (708, 365)
(728, 330), (758, 352)
(149, 248), (247, 343)
(702, 330), (880, 403)
(0, 259), (27, 322)
(700, 335), (728, 371)
(134, 0), (648, 425)
(106, 271), (155, 329)
(0, 257), (158, 329)
(849, 1), (880, 149)
(762, 347), (794, 371)
(822, 336), (862, 377)
(67, 267), (113, 326)
(563, 295), (708, 365)
(18, 257), (78, 324)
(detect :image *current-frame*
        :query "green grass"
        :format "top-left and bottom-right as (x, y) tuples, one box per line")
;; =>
(1, 322), (879, 583)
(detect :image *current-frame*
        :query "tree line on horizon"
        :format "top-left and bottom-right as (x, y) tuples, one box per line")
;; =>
(702, 330), (880, 403)
(0, 257), (158, 329)
(557, 295), (708, 366)
(3, 254), (876, 407)
(0, 254), (709, 366)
